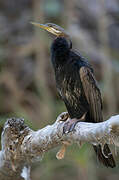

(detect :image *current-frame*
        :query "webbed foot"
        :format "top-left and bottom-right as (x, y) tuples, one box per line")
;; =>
(63, 118), (79, 134)
(63, 113), (86, 134)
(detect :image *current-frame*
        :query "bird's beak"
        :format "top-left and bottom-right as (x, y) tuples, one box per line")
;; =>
(30, 22), (50, 31)
(30, 21), (69, 37)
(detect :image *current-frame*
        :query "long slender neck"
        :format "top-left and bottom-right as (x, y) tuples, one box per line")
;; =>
(51, 37), (71, 68)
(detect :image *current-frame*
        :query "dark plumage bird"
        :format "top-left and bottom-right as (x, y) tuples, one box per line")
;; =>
(31, 22), (116, 168)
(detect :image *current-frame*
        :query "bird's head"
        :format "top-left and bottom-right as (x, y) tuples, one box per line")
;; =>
(31, 22), (69, 37)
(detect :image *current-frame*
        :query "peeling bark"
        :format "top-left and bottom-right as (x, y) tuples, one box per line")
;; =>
(0, 112), (119, 180)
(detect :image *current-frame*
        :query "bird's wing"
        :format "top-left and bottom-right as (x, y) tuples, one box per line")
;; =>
(80, 66), (103, 122)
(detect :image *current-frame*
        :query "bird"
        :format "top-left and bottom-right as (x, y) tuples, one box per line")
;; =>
(31, 22), (116, 168)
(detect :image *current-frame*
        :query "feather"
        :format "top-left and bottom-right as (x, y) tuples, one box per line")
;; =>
(80, 66), (103, 123)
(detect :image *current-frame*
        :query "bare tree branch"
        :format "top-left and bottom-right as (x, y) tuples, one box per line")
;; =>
(0, 112), (119, 180)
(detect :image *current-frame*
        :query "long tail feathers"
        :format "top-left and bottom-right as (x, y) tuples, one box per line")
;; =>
(93, 144), (116, 168)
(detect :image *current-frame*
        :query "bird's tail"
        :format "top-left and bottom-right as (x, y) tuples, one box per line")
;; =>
(93, 144), (116, 168)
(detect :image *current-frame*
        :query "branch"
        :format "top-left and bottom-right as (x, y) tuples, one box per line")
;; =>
(0, 112), (119, 180)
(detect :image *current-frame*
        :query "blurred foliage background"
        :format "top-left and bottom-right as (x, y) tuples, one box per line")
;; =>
(0, 0), (119, 179)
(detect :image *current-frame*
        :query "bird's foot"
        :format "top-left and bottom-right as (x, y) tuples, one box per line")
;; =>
(63, 113), (86, 134)
(63, 118), (79, 134)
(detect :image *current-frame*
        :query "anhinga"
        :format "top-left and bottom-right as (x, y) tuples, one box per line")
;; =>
(31, 22), (116, 168)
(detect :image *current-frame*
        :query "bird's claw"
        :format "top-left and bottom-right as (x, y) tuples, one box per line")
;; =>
(63, 118), (79, 134)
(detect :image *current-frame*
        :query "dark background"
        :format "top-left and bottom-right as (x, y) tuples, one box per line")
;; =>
(0, 0), (119, 179)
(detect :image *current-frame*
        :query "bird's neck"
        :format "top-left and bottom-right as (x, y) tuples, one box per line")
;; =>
(51, 37), (71, 68)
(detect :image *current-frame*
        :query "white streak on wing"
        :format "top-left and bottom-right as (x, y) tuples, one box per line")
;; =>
(57, 77), (81, 108)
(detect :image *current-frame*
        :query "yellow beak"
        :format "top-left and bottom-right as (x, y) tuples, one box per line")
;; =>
(30, 22), (49, 31)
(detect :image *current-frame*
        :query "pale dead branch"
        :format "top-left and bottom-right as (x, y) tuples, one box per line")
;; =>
(0, 112), (119, 180)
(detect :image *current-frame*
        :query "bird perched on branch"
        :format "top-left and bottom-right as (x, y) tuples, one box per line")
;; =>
(31, 22), (116, 168)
